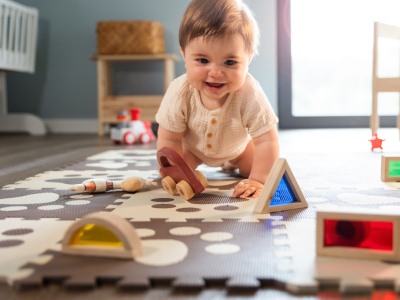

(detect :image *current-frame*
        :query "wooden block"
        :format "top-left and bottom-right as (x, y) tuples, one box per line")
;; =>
(381, 155), (400, 182)
(61, 212), (142, 259)
(253, 158), (308, 213)
(316, 207), (400, 262)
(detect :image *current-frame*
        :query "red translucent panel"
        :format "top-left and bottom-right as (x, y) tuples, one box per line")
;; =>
(324, 219), (393, 251)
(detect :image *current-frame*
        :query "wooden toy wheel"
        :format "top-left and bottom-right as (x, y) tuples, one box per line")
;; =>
(139, 133), (150, 144)
(176, 180), (195, 201)
(161, 176), (177, 195)
(123, 131), (136, 145)
(194, 170), (208, 188)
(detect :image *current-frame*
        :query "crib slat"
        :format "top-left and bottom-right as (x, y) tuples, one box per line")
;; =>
(28, 11), (38, 73)
(2, 6), (8, 64)
(0, 5), (4, 60)
(25, 13), (33, 70)
(20, 12), (26, 66)
(0, 0), (37, 73)
(8, 8), (15, 65)
(14, 10), (20, 65)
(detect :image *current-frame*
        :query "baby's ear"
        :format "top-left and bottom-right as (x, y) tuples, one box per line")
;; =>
(248, 52), (255, 64)
(179, 47), (185, 59)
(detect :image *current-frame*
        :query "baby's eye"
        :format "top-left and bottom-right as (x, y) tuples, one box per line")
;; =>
(225, 60), (237, 66)
(197, 58), (209, 64)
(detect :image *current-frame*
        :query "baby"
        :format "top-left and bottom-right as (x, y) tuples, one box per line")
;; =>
(156, 0), (279, 198)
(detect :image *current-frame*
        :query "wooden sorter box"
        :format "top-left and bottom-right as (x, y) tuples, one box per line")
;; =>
(97, 21), (165, 55)
(317, 207), (400, 262)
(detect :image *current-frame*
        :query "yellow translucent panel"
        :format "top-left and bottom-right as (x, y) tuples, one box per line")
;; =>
(69, 224), (123, 247)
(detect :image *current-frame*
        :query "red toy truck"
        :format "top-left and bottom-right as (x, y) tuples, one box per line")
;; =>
(111, 108), (155, 145)
(157, 147), (208, 200)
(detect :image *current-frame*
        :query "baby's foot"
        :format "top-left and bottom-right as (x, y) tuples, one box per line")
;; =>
(221, 162), (238, 172)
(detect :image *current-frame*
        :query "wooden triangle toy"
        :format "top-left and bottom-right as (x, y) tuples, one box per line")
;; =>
(253, 158), (308, 213)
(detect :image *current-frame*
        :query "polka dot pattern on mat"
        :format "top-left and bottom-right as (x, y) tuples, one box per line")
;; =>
(169, 227), (201, 236)
(151, 198), (174, 203)
(2, 229), (33, 236)
(38, 205), (65, 210)
(213, 205), (239, 211)
(0, 193), (59, 205)
(136, 228), (156, 238)
(0, 206), (27, 211)
(70, 195), (93, 199)
(65, 200), (90, 206)
(176, 208), (201, 212)
(205, 243), (240, 255)
(152, 204), (176, 209)
(136, 240), (188, 267)
(201, 232), (233, 242)
(0, 240), (24, 247)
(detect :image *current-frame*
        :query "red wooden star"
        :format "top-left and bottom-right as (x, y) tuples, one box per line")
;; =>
(368, 132), (385, 151)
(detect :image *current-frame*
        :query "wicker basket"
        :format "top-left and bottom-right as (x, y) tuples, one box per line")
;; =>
(97, 21), (165, 55)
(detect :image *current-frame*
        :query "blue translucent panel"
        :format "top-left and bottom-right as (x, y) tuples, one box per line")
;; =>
(269, 174), (297, 206)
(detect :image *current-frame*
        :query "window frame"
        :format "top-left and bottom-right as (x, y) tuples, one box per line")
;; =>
(277, 0), (396, 129)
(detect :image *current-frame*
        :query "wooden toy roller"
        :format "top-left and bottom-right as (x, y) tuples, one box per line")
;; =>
(157, 147), (208, 200)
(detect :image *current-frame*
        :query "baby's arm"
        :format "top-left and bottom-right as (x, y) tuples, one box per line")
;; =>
(157, 126), (185, 158)
(232, 126), (279, 198)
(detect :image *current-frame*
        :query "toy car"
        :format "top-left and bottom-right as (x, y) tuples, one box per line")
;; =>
(157, 147), (208, 200)
(111, 109), (156, 145)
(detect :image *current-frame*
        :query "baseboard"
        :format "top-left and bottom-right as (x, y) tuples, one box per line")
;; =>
(44, 119), (98, 134)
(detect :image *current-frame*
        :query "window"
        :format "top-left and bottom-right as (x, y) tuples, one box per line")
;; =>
(278, 0), (399, 128)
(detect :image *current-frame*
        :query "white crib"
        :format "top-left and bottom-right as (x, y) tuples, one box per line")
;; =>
(0, 0), (46, 135)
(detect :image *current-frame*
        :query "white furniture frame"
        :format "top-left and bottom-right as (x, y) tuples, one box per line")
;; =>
(370, 22), (400, 139)
(91, 54), (180, 136)
(0, 0), (46, 135)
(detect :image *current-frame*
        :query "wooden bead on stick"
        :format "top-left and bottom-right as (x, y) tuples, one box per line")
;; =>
(116, 177), (157, 192)
(69, 177), (156, 193)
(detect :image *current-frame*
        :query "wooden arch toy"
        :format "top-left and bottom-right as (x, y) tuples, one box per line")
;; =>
(157, 147), (208, 200)
(61, 212), (142, 259)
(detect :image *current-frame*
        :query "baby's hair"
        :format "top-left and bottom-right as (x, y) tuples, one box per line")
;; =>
(179, 0), (260, 55)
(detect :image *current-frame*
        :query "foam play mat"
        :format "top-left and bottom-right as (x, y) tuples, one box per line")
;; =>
(2, 149), (400, 295)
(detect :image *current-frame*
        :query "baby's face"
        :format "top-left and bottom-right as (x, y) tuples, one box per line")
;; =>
(181, 33), (252, 104)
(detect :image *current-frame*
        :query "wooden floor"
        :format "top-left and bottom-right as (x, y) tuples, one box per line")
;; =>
(1, 130), (399, 300)
(0, 133), (156, 189)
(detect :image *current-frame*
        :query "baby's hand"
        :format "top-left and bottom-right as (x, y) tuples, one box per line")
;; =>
(232, 179), (264, 198)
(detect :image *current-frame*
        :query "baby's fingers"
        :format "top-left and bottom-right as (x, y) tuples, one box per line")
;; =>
(252, 188), (263, 198)
(240, 187), (256, 199)
(232, 182), (247, 198)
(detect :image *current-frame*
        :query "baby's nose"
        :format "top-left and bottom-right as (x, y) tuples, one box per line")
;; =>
(209, 64), (223, 77)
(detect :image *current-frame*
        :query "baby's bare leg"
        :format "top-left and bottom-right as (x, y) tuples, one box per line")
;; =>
(182, 145), (203, 171)
(229, 140), (255, 178)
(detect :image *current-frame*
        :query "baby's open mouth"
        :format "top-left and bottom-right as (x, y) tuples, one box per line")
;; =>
(206, 82), (225, 88)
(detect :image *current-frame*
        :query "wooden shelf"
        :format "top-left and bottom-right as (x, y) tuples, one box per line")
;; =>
(90, 53), (180, 62)
(94, 53), (180, 136)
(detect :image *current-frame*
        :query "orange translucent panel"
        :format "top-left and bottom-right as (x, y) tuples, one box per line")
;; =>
(69, 224), (123, 247)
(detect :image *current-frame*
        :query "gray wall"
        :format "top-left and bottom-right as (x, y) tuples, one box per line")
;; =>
(8, 0), (277, 119)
